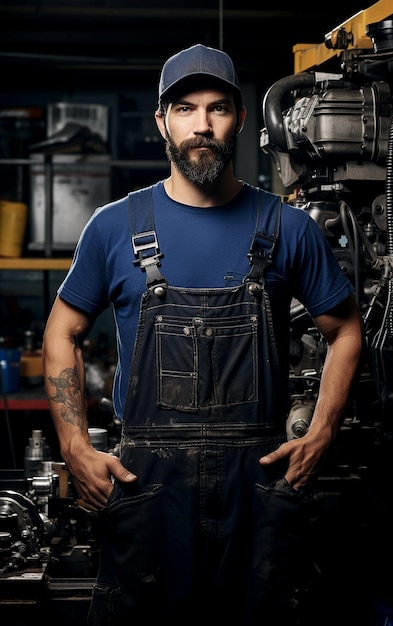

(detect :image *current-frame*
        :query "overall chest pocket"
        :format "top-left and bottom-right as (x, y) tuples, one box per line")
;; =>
(155, 314), (259, 412)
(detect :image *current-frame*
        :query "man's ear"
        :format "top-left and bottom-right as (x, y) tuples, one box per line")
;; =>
(155, 109), (167, 139)
(237, 106), (247, 134)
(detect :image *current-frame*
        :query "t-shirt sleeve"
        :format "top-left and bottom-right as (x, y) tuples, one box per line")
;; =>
(58, 215), (110, 315)
(293, 212), (354, 318)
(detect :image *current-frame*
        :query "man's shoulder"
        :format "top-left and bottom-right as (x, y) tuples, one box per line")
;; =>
(127, 181), (161, 201)
(245, 184), (308, 214)
(242, 183), (311, 232)
(242, 182), (275, 200)
(94, 182), (163, 218)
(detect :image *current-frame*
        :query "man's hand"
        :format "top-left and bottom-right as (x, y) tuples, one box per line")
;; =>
(65, 445), (137, 511)
(259, 431), (331, 490)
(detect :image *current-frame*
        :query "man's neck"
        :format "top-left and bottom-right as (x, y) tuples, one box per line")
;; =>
(164, 166), (243, 207)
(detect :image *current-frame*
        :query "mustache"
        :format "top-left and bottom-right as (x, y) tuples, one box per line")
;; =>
(184, 137), (217, 148)
(180, 136), (232, 155)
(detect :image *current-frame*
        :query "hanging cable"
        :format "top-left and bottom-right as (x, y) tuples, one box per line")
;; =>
(219, 0), (223, 50)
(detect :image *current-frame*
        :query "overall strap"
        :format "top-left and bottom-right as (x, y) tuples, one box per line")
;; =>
(245, 188), (282, 283)
(128, 185), (167, 290)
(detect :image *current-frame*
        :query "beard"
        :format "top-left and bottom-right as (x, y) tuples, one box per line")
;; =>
(165, 134), (236, 185)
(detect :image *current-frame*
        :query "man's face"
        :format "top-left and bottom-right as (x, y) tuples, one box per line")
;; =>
(158, 88), (242, 185)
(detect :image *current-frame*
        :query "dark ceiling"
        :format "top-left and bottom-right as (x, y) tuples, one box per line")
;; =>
(0, 0), (373, 93)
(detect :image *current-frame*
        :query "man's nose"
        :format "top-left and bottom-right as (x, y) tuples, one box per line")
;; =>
(193, 111), (213, 135)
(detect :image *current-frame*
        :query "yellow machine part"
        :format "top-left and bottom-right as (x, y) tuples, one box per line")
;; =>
(293, 0), (393, 73)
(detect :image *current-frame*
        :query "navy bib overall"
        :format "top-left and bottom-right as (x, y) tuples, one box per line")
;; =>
(88, 188), (317, 625)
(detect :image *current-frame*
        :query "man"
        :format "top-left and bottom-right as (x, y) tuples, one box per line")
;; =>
(42, 44), (363, 625)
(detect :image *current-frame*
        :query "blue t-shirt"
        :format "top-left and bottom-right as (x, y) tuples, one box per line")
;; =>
(58, 181), (353, 419)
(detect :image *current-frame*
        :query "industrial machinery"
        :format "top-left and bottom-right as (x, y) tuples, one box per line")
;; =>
(0, 417), (121, 624)
(261, 0), (393, 445)
(260, 1), (393, 621)
(1, 1), (393, 623)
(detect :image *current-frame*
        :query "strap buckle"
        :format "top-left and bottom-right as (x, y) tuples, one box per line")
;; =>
(132, 230), (166, 289)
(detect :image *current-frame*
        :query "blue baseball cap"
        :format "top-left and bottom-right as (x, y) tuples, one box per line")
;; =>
(158, 44), (241, 105)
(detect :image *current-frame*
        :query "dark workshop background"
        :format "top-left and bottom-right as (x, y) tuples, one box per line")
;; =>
(1, 3), (391, 626)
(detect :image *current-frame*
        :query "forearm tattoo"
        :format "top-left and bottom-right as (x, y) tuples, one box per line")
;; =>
(47, 365), (84, 426)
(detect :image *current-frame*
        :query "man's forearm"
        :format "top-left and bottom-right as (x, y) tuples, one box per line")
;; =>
(43, 338), (91, 459)
(308, 333), (362, 439)
(46, 363), (86, 427)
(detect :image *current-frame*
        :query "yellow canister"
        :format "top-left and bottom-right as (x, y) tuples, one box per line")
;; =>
(0, 200), (27, 257)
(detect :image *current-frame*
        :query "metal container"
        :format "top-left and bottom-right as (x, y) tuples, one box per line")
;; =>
(28, 153), (111, 250)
